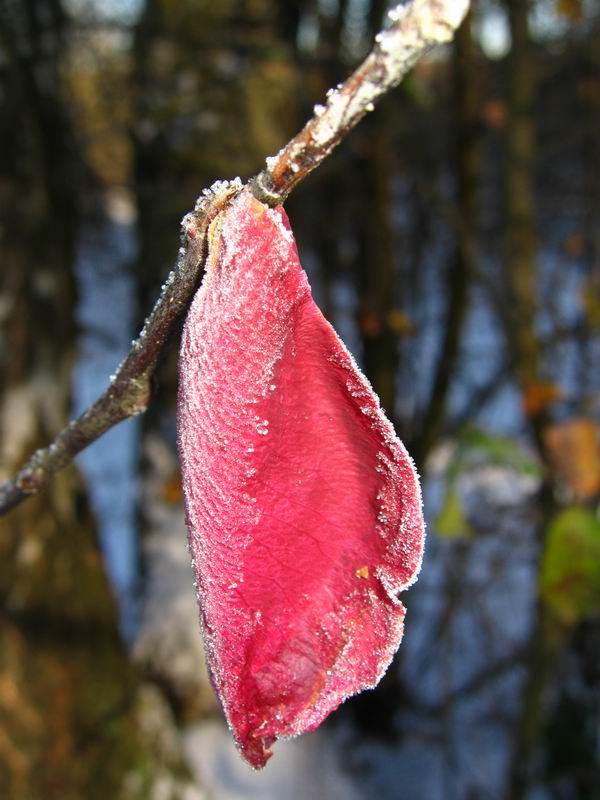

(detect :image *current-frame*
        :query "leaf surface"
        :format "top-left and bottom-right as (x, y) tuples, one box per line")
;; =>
(178, 190), (424, 768)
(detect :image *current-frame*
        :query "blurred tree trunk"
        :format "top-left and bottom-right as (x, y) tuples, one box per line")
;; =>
(501, 3), (557, 798)
(311, 0), (348, 323)
(354, 0), (398, 420)
(356, 116), (398, 418)
(504, 0), (539, 390)
(412, 7), (480, 469)
(0, 4), (193, 797)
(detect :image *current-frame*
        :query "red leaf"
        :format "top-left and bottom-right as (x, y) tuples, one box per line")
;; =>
(178, 190), (425, 768)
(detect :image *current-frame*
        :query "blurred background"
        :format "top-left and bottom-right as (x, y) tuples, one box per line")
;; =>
(1, 0), (599, 798)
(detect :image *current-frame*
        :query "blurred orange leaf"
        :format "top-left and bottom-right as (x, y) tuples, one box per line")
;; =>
(564, 232), (585, 258)
(556, 0), (583, 21)
(577, 77), (600, 103)
(482, 98), (508, 129)
(522, 382), (561, 417)
(582, 279), (600, 327)
(386, 309), (415, 336)
(358, 310), (382, 338)
(543, 417), (600, 501)
(161, 471), (183, 504)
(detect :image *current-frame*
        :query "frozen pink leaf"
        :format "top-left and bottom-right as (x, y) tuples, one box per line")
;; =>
(177, 190), (425, 768)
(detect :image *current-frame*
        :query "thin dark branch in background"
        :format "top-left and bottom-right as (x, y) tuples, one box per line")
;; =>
(436, 645), (527, 711)
(411, 8), (478, 469)
(446, 358), (514, 436)
(0, 0), (469, 516)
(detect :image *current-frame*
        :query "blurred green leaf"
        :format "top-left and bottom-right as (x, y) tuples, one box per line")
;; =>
(436, 427), (540, 540)
(458, 426), (541, 477)
(541, 507), (600, 625)
(436, 488), (470, 538)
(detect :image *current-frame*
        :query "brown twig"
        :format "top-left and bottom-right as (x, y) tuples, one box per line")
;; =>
(0, 0), (469, 516)
(0, 181), (242, 514)
(250, 0), (470, 205)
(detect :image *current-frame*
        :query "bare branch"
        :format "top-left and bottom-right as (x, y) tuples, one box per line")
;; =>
(0, 0), (470, 516)
(250, 0), (470, 205)
(0, 181), (243, 514)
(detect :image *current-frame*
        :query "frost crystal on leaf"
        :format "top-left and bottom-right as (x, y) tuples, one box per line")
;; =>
(177, 190), (425, 769)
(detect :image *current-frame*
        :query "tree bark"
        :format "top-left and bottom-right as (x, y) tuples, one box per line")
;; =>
(0, 5), (196, 796)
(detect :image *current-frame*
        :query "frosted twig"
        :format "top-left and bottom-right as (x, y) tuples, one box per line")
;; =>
(0, 181), (243, 514)
(250, 0), (469, 205)
(0, 0), (469, 516)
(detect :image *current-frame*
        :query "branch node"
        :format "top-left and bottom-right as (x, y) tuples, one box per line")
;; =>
(248, 174), (285, 208)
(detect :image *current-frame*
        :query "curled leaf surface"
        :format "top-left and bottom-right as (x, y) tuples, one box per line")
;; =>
(178, 190), (424, 768)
